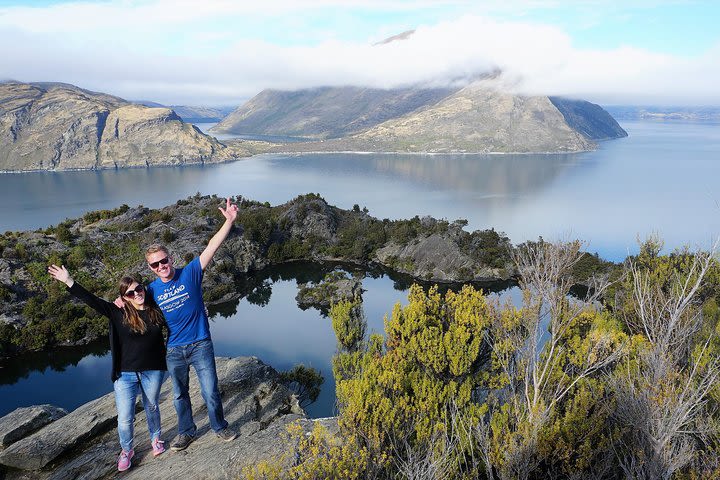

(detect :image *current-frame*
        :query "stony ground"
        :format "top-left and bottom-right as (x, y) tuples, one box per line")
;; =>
(0, 356), (336, 479)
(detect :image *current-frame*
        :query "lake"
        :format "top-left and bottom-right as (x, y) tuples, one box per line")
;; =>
(1, 119), (719, 418)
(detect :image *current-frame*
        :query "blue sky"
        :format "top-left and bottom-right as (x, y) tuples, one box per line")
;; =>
(0, 0), (718, 105)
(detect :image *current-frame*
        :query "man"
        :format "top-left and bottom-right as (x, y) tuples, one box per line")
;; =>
(144, 197), (239, 451)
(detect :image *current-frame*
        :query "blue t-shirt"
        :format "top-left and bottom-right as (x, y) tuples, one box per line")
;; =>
(147, 257), (210, 348)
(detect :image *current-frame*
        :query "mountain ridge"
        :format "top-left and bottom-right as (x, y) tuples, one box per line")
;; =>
(216, 79), (626, 153)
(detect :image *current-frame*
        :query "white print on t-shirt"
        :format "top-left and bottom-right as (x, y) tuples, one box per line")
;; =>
(156, 285), (186, 302)
(157, 285), (189, 313)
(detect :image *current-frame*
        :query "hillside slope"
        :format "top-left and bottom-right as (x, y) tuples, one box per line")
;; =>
(273, 81), (615, 153)
(0, 82), (262, 171)
(219, 79), (626, 153)
(211, 86), (457, 139)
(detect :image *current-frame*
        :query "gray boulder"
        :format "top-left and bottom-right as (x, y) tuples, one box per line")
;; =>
(374, 233), (507, 282)
(0, 405), (67, 450)
(0, 393), (118, 470)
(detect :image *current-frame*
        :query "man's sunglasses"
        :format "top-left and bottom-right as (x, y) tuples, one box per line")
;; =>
(124, 284), (145, 298)
(148, 257), (170, 269)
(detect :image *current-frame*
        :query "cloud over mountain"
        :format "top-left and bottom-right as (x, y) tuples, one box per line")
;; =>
(0, 1), (717, 105)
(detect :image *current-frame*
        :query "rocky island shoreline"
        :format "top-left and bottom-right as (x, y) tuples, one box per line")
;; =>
(0, 193), (614, 361)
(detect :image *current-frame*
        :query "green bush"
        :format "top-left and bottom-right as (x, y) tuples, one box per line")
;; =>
(55, 223), (73, 243)
(471, 228), (512, 268)
(161, 230), (176, 243)
(14, 241), (27, 260)
(204, 283), (233, 303)
(83, 204), (130, 223)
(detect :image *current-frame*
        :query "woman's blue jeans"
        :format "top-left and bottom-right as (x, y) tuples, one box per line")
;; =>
(113, 370), (166, 452)
(166, 339), (228, 437)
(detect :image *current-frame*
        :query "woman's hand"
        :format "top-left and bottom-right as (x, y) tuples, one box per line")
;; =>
(48, 264), (74, 287)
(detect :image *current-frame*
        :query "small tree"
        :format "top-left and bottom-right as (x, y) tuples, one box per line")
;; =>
(331, 285), (493, 479)
(610, 238), (720, 479)
(476, 239), (626, 479)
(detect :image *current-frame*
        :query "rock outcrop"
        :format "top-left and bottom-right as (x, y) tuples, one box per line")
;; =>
(0, 82), (268, 171)
(0, 356), (320, 479)
(0, 405), (67, 449)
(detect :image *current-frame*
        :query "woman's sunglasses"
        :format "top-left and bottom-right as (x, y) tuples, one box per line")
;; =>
(124, 284), (145, 298)
(148, 257), (170, 269)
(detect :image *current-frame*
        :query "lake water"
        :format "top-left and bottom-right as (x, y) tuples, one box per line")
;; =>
(3, 120), (720, 260)
(1, 119), (719, 418)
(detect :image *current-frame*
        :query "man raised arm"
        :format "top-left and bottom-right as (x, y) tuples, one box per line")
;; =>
(199, 197), (239, 270)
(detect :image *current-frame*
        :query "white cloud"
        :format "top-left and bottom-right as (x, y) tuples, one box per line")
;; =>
(0, 2), (718, 106)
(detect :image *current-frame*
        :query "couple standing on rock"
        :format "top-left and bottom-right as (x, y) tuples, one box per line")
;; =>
(48, 197), (240, 472)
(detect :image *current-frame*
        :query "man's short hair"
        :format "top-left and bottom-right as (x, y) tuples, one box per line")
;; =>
(145, 244), (169, 259)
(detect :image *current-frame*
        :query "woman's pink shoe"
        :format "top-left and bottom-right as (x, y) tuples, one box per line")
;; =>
(117, 449), (134, 471)
(151, 438), (165, 456)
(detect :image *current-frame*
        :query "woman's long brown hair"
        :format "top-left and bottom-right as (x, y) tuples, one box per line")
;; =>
(119, 276), (165, 334)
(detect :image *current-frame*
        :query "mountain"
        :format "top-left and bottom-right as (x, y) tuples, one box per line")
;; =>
(344, 82), (597, 153)
(211, 86), (458, 139)
(549, 97), (628, 140)
(0, 82), (263, 172)
(216, 80), (626, 153)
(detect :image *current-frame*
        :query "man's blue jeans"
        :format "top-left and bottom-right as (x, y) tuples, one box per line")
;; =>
(166, 339), (228, 437)
(113, 370), (166, 452)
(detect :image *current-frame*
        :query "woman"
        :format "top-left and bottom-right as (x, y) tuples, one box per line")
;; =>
(48, 264), (167, 472)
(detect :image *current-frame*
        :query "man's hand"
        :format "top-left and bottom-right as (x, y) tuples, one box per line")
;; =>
(219, 197), (239, 223)
(200, 197), (239, 270)
(113, 296), (126, 309)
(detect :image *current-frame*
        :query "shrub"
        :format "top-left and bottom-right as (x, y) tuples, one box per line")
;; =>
(161, 230), (176, 243)
(83, 204), (130, 223)
(54, 223), (73, 243)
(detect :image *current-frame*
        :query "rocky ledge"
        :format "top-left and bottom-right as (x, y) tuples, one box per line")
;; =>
(0, 356), (334, 479)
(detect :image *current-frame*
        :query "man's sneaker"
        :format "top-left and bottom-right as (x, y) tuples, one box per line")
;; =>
(151, 438), (165, 456)
(169, 434), (194, 452)
(117, 449), (134, 472)
(216, 427), (237, 442)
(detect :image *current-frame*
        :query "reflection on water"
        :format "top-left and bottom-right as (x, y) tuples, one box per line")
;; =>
(0, 263), (518, 418)
(0, 341), (111, 415)
(342, 153), (585, 196)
